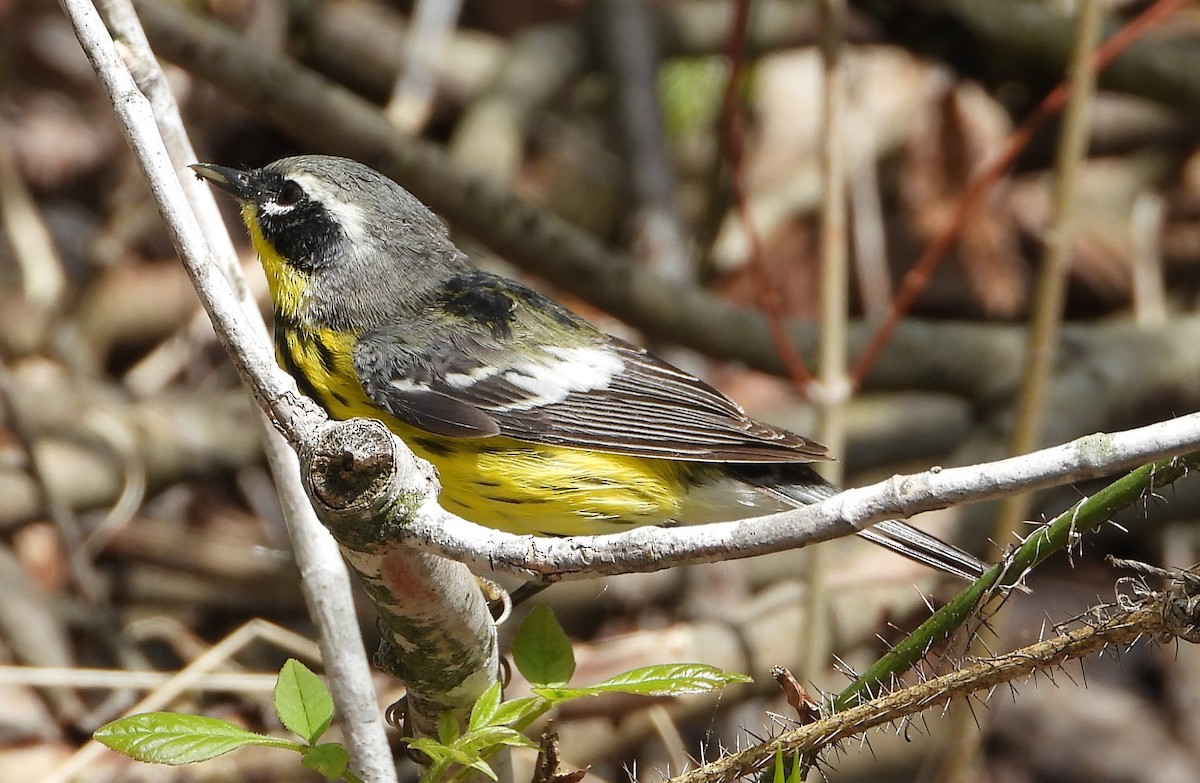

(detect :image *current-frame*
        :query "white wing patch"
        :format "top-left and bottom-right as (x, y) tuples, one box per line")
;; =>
(500, 345), (624, 409)
(444, 364), (504, 389)
(385, 345), (623, 410)
(388, 377), (427, 392)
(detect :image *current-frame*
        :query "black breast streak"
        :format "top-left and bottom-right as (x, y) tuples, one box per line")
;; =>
(273, 307), (303, 334)
(275, 328), (327, 409)
(315, 337), (339, 376)
(440, 273), (516, 339)
(411, 436), (455, 458)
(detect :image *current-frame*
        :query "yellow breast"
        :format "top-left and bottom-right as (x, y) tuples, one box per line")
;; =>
(274, 321), (689, 535)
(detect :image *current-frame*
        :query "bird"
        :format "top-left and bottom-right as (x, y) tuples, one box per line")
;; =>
(191, 155), (985, 582)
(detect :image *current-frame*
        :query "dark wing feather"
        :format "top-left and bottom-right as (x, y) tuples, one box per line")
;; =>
(353, 277), (826, 463)
(486, 341), (825, 461)
(369, 386), (501, 438)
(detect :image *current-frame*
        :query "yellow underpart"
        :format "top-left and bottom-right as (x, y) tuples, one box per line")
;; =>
(422, 439), (691, 536)
(281, 323), (689, 534)
(244, 205), (308, 321)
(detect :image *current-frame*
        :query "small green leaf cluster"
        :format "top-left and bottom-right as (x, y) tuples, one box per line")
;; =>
(93, 607), (750, 783)
(406, 606), (751, 783)
(94, 659), (362, 783)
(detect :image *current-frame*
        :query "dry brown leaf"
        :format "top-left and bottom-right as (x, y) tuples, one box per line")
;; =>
(900, 81), (1027, 318)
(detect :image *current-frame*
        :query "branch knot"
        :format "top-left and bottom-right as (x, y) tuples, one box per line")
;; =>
(303, 418), (398, 513)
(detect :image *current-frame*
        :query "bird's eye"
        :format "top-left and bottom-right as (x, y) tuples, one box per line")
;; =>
(276, 180), (304, 207)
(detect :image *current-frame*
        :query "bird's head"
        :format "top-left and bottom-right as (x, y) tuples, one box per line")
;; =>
(191, 155), (466, 325)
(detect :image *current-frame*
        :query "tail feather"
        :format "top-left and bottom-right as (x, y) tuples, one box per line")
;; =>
(733, 464), (988, 582)
(857, 519), (986, 582)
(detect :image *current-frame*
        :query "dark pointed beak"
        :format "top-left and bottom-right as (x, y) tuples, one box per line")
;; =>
(190, 163), (258, 202)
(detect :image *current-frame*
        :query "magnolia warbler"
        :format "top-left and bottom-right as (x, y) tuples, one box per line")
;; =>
(192, 155), (985, 581)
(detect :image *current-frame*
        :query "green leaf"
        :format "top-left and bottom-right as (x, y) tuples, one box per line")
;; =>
(469, 681), (503, 731)
(772, 747), (786, 783)
(460, 725), (538, 754)
(528, 686), (590, 702)
(511, 605), (575, 686)
(301, 743), (351, 780)
(489, 695), (548, 727)
(405, 737), (451, 764)
(418, 760), (451, 783)
(94, 712), (296, 765)
(437, 711), (460, 745)
(407, 738), (475, 768)
(468, 758), (498, 781)
(275, 659), (334, 743)
(586, 664), (751, 696)
(788, 749), (803, 783)
(439, 745), (477, 768)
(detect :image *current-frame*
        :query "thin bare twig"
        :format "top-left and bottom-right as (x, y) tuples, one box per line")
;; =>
(1131, 192), (1167, 327)
(597, 0), (693, 284)
(0, 129), (66, 324)
(0, 361), (105, 606)
(721, 0), (812, 388)
(800, 0), (849, 687)
(996, 0), (1104, 540)
(847, 131), (890, 321)
(47, 619), (327, 782)
(386, 0), (463, 132)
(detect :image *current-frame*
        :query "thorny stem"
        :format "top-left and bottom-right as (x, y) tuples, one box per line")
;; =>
(834, 454), (1198, 711)
(670, 567), (1200, 783)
